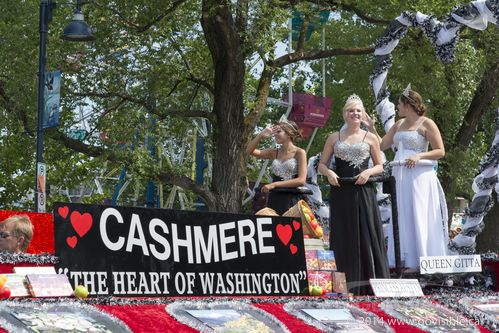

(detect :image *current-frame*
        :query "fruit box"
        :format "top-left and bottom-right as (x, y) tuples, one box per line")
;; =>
(282, 200), (323, 239)
(305, 250), (319, 271)
(333, 271), (348, 294)
(307, 270), (333, 293)
(317, 250), (337, 271)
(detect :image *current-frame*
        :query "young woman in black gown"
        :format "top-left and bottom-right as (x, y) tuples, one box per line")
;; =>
(246, 120), (307, 215)
(318, 94), (389, 295)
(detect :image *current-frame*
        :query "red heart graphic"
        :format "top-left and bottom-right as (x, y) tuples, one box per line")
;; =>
(276, 224), (292, 246)
(58, 206), (69, 219)
(292, 220), (301, 231)
(290, 243), (298, 254)
(66, 236), (78, 248)
(70, 211), (93, 238)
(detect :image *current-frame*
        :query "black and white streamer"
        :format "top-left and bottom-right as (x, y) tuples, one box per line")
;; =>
(449, 108), (499, 253)
(370, 0), (498, 255)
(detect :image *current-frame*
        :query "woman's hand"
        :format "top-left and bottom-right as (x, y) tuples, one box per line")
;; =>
(355, 170), (371, 185)
(362, 112), (376, 132)
(259, 127), (273, 139)
(405, 154), (421, 169)
(261, 183), (276, 193)
(326, 170), (340, 187)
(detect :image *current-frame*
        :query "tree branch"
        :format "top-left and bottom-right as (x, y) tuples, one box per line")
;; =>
(150, 108), (215, 122)
(168, 35), (215, 95)
(273, 1), (390, 24)
(0, 81), (31, 135)
(158, 170), (217, 210)
(188, 77), (215, 96)
(91, 0), (188, 33)
(244, 65), (275, 137)
(90, 1), (139, 29)
(235, 0), (249, 36)
(72, 90), (214, 122)
(296, 17), (309, 52)
(452, 60), (499, 149)
(71, 91), (151, 110)
(313, 0), (391, 24)
(47, 128), (218, 209)
(337, 2), (391, 24)
(137, 0), (188, 33)
(46, 130), (113, 158)
(270, 46), (374, 67)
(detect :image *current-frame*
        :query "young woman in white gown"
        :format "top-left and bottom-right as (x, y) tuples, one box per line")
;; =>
(369, 86), (449, 268)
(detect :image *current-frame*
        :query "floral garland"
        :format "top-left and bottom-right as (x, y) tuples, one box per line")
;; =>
(166, 299), (291, 333)
(0, 251), (58, 265)
(283, 299), (395, 332)
(0, 300), (131, 333)
(455, 296), (499, 332)
(379, 298), (480, 332)
(370, 0), (499, 255)
(11, 295), (496, 331)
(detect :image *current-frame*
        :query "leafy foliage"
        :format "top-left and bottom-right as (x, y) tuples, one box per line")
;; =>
(0, 0), (496, 214)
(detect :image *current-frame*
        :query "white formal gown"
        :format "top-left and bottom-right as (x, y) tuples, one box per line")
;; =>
(391, 130), (449, 268)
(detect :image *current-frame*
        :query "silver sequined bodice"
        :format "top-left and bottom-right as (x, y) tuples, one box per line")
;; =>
(393, 131), (429, 153)
(271, 158), (298, 180)
(334, 141), (370, 169)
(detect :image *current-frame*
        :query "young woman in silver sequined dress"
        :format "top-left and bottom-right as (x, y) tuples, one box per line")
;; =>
(318, 94), (389, 295)
(246, 120), (307, 214)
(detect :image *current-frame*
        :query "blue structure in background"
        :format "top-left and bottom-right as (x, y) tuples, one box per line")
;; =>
(194, 132), (207, 211)
(145, 127), (158, 208)
(112, 119), (208, 210)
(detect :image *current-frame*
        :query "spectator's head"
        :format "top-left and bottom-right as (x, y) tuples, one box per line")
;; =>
(0, 215), (34, 253)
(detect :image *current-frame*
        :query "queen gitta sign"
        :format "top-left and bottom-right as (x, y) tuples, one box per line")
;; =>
(419, 255), (482, 274)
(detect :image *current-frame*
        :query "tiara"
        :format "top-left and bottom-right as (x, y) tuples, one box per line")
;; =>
(278, 115), (297, 128)
(346, 94), (363, 105)
(401, 83), (415, 102)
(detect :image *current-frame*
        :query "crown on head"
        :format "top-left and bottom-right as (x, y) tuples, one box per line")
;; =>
(346, 93), (363, 106)
(278, 115), (298, 130)
(401, 83), (416, 102)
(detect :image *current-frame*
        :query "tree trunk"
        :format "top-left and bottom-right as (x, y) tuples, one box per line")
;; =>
(476, 194), (499, 253)
(441, 60), (499, 218)
(202, 0), (247, 212)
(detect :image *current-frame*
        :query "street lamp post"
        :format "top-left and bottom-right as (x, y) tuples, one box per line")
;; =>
(35, 0), (95, 212)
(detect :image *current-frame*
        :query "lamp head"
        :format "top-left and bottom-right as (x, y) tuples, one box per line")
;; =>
(61, 8), (95, 42)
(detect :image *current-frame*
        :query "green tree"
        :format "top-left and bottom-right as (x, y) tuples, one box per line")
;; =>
(0, 0), (497, 216)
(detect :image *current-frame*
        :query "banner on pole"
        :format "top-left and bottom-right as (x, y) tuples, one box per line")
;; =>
(43, 71), (61, 129)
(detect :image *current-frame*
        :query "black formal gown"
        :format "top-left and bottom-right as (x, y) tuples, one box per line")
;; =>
(267, 150), (304, 215)
(329, 136), (389, 295)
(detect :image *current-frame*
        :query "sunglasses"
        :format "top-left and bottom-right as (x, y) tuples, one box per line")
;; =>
(0, 232), (15, 239)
